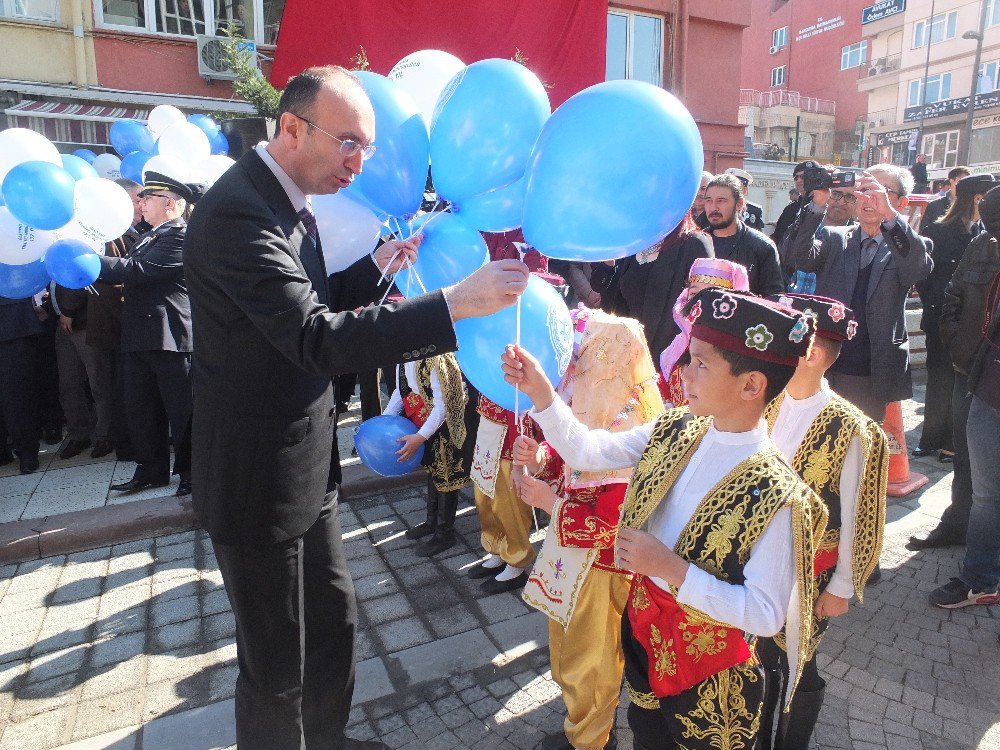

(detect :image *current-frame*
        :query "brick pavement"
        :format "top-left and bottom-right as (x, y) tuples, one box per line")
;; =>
(0, 388), (998, 750)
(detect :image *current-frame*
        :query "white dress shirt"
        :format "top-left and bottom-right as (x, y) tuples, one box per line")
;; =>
(384, 362), (446, 441)
(770, 381), (860, 599)
(531, 398), (795, 636)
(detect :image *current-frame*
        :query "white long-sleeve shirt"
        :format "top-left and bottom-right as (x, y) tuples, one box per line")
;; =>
(770, 381), (860, 599)
(384, 361), (446, 441)
(531, 398), (796, 637)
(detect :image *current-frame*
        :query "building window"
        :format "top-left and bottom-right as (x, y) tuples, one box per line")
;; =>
(771, 65), (786, 87)
(889, 141), (911, 166)
(98, 0), (284, 44)
(978, 61), (999, 93)
(922, 130), (960, 169)
(772, 26), (788, 49)
(971, 124), (1000, 163)
(841, 41), (868, 70)
(0, 0), (58, 20)
(913, 12), (957, 48)
(908, 73), (952, 106)
(606, 10), (664, 86)
(987, 0), (1000, 28)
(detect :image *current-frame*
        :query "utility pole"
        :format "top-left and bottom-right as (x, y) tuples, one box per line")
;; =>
(958, 0), (990, 165)
(914, 0), (937, 165)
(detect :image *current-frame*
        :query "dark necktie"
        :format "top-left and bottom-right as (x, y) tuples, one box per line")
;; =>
(860, 237), (878, 268)
(297, 207), (330, 306)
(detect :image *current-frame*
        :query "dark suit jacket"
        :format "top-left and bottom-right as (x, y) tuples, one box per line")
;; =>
(98, 220), (193, 353)
(708, 223), (785, 297)
(783, 208), (934, 403)
(919, 194), (951, 234)
(617, 232), (714, 358)
(184, 149), (457, 546)
(0, 297), (42, 342)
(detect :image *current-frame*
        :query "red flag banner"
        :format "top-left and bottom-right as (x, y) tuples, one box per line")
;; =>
(271, 0), (607, 108)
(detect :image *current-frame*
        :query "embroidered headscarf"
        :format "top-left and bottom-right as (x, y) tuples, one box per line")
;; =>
(658, 258), (751, 376)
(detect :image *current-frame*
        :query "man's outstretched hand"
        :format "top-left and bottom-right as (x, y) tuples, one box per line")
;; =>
(443, 260), (529, 321)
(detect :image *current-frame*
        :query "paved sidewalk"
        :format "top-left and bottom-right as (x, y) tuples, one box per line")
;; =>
(0, 387), (998, 750)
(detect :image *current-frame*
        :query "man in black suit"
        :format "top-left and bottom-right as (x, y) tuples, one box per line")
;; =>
(100, 172), (196, 497)
(0, 296), (42, 473)
(184, 66), (528, 750)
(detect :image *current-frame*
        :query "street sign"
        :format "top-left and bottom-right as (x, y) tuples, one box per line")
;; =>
(862, 0), (906, 25)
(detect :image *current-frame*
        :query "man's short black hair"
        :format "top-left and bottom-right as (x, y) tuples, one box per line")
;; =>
(716, 348), (795, 404)
(705, 174), (743, 204)
(277, 65), (356, 122)
(812, 336), (843, 364)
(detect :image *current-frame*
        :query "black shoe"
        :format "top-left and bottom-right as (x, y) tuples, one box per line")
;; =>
(467, 560), (504, 579)
(404, 522), (435, 540)
(911, 447), (936, 457)
(480, 571), (528, 595)
(906, 528), (964, 551)
(58, 438), (91, 460)
(0, 449), (13, 467)
(110, 474), (170, 493)
(415, 533), (456, 557)
(867, 566), (882, 586)
(929, 577), (1000, 609)
(19, 454), (39, 474)
(43, 426), (62, 445)
(90, 440), (115, 459)
(175, 477), (192, 496)
(343, 739), (389, 750)
(539, 733), (573, 750)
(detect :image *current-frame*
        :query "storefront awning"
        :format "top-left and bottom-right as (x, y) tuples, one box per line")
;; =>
(3, 101), (150, 148)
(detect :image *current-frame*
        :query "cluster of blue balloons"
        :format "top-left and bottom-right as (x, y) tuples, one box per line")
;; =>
(109, 111), (228, 184)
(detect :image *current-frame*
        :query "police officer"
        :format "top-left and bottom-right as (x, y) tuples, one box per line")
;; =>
(100, 172), (199, 496)
(726, 167), (766, 231)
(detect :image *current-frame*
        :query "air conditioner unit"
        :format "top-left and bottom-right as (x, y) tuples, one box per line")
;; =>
(769, 45), (780, 54)
(196, 35), (257, 81)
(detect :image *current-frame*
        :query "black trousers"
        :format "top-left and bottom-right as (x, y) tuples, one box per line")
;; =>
(33, 323), (63, 431)
(918, 316), (955, 452)
(122, 350), (192, 478)
(0, 337), (39, 457)
(938, 372), (974, 536)
(213, 490), (357, 750)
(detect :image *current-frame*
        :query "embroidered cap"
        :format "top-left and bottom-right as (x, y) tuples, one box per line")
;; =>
(772, 293), (857, 342)
(688, 289), (815, 366)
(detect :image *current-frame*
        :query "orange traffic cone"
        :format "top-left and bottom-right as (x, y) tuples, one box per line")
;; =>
(883, 401), (929, 497)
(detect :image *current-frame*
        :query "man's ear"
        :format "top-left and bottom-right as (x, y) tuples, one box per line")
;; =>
(897, 194), (909, 211)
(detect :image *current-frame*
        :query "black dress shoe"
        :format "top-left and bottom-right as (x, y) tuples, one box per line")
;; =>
(342, 739), (389, 750)
(539, 730), (618, 750)
(480, 571), (529, 595)
(19, 454), (39, 474)
(467, 560), (504, 579)
(42, 426), (62, 445)
(175, 477), (192, 496)
(906, 528), (964, 551)
(58, 438), (91, 460)
(911, 447), (936, 458)
(90, 440), (115, 459)
(110, 475), (170, 492)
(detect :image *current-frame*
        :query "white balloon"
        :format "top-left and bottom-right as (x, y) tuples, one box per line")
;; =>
(54, 220), (106, 254)
(91, 153), (122, 180)
(312, 191), (384, 274)
(142, 155), (191, 183)
(389, 50), (465, 133)
(0, 207), (59, 265)
(0, 128), (61, 185)
(157, 122), (211, 164)
(189, 155), (235, 186)
(72, 177), (134, 243)
(147, 105), (186, 138)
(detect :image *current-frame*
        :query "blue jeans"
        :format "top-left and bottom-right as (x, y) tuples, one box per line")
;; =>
(961, 395), (1000, 591)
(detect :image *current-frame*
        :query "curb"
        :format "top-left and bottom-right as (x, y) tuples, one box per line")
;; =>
(0, 464), (425, 565)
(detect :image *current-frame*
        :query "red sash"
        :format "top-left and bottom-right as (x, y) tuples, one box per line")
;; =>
(402, 392), (429, 428)
(627, 575), (752, 698)
(814, 546), (838, 576)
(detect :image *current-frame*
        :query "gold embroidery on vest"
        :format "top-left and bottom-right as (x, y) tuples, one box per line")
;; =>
(625, 680), (660, 710)
(674, 662), (761, 750)
(649, 623), (678, 678)
(679, 620), (730, 662)
(631, 580), (651, 611)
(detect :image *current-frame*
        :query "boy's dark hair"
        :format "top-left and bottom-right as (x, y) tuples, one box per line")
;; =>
(717, 348), (795, 403)
(811, 336), (843, 365)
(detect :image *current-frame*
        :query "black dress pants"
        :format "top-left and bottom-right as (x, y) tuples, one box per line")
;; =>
(0, 337), (39, 457)
(937, 372), (974, 537)
(122, 350), (192, 478)
(918, 315), (954, 452)
(213, 490), (357, 750)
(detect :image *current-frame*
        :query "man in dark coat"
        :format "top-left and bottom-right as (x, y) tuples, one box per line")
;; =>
(911, 153), (929, 194)
(99, 171), (196, 496)
(0, 296), (42, 473)
(183, 66), (528, 750)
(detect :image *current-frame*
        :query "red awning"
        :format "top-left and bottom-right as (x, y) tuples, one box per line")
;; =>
(3, 100), (149, 148)
(270, 0), (607, 109)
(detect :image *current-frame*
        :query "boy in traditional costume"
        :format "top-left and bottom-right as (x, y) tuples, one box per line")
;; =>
(757, 293), (888, 750)
(505, 290), (827, 750)
(514, 308), (665, 750)
(385, 352), (477, 557)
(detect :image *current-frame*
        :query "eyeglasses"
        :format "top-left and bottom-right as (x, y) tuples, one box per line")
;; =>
(829, 190), (858, 205)
(292, 114), (376, 160)
(138, 194), (170, 202)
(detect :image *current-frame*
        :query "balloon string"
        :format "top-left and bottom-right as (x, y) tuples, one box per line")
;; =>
(376, 248), (401, 287)
(514, 295), (523, 430)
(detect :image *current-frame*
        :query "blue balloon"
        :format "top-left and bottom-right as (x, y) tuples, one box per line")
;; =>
(187, 113), (221, 140)
(455, 274), (572, 412)
(346, 71), (430, 220)
(430, 58), (550, 205)
(109, 119), (154, 158)
(73, 148), (97, 164)
(522, 81), (703, 262)
(210, 130), (230, 156)
(396, 212), (487, 298)
(454, 176), (526, 233)
(0, 258), (50, 299)
(354, 415), (425, 476)
(2, 162), (76, 231)
(44, 239), (101, 289)
(60, 154), (99, 181)
(120, 150), (152, 184)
